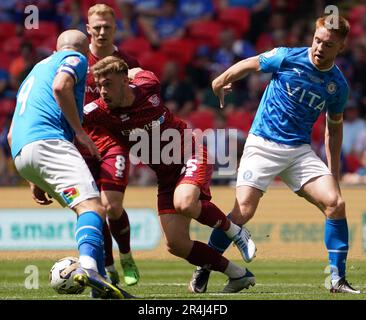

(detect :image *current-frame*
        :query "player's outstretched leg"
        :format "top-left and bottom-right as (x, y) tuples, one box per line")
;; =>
(120, 252), (140, 286)
(196, 202), (256, 262)
(185, 240), (256, 293)
(103, 222), (120, 285)
(73, 267), (135, 299)
(325, 218), (360, 294)
(108, 211), (140, 286)
(190, 213), (256, 293)
(222, 268), (256, 293)
(73, 211), (134, 299)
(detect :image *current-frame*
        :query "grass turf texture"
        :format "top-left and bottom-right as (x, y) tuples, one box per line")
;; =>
(0, 259), (365, 300)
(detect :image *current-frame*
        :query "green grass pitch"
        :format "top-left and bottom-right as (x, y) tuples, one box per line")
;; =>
(1, 259), (365, 300)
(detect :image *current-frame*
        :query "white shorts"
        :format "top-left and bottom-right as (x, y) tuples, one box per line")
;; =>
(236, 134), (331, 192)
(15, 139), (100, 208)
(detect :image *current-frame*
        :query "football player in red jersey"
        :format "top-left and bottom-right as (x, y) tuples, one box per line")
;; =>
(83, 56), (257, 293)
(81, 4), (140, 286)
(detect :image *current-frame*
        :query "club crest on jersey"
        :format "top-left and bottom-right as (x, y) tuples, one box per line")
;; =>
(326, 82), (337, 94)
(149, 94), (160, 107)
(243, 170), (253, 181)
(65, 56), (81, 66)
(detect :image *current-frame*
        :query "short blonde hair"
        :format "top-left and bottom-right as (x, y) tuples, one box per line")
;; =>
(316, 15), (350, 39)
(92, 56), (129, 78)
(88, 4), (115, 19)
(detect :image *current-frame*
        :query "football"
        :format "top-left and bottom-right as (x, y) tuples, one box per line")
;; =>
(49, 257), (85, 294)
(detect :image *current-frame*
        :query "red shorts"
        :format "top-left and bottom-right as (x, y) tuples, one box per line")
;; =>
(85, 145), (129, 193)
(157, 145), (212, 215)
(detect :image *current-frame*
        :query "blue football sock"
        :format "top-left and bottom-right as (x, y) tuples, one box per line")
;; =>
(208, 213), (234, 254)
(324, 218), (348, 281)
(75, 211), (106, 278)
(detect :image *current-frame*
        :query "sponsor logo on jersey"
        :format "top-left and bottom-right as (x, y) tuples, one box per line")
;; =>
(121, 113), (166, 136)
(85, 86), (100, 94)
(60, 187), (80, 205)
(285, 82), (326, 111)
(65, 56), (81, 66)
(326, 82), (337, 94)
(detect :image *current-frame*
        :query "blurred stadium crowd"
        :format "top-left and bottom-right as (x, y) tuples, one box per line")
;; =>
(1, 0), (366, 186)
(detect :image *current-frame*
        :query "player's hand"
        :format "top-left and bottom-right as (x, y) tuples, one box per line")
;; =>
(213, 83), (232, 109)
(75, 131), (101, 160)
(30, 183), (53, 205)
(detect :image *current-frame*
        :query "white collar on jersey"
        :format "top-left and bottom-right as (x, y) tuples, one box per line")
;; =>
(307, 47), (334, 72)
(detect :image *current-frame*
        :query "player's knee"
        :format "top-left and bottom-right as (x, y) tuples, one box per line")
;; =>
(104, 202), (123, 220)
(174, 198), (196, 217)
(165, 239), (187, 258)
(87, 200), (107, 220)
(325, 196), (345, 219)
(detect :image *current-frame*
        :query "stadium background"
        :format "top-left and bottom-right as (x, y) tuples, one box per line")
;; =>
(0, 0), (366, 263)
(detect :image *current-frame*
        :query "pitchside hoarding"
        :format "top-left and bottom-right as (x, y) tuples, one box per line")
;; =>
(0, 208), (160, 250)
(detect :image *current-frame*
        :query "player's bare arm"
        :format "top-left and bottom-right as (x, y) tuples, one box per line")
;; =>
(325, 112), (343, 182)
(53, 71), (101, 160)
(212, 55), (260, 108)
(7, 120), (13, 146)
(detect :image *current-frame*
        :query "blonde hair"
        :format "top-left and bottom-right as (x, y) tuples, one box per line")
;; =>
(92, 56), (129, 78)
(315, 15), (350, 39)
(88, 4), (115, 19)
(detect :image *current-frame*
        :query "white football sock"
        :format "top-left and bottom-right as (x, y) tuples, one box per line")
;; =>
(224, 261), (246, 278)
(224, 222), (241, 239)
(79, 255), (98, 272)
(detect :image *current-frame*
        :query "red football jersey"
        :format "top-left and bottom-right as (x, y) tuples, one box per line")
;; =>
(81, 47), (140, 154)
(84, 70), (189, 177)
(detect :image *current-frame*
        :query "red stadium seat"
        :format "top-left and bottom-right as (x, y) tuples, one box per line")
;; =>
(0, 52), (12, 70)
(160, 38), (196, 66)
(226, 110), (254, 135)
(0, 22), (17, 41)
(138, 51), (169, 79)
(119, 37), (152, 60)
(187, 20), (223, 49)
(345, 154), (361, 173)
(186, 108), (215, 131)
(2, 36), (22, 55)
(218, 7), (251, 37)
(348, 5), (366, 25)
(0, 98), (16, 117)
(40, 35), (58, 52)
(80, 0), (97, 18)
(24, 21), (59, 47)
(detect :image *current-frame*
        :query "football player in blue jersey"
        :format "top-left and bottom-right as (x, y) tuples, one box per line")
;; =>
(190, 15), (361, 294)
(7, 29), (132, 299)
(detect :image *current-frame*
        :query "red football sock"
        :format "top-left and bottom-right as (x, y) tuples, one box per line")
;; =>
(196, 200), (230, 231)
(108, 210), (131, 254)
(186, 241), (229, 273)
(103, 222), (114, 267)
